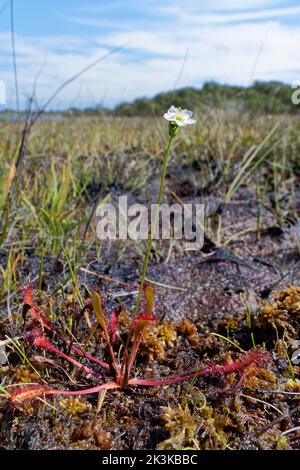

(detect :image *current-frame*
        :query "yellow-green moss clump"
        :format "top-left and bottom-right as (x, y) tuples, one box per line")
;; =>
(15, 366), (40, 384)
(275, 286), (300, 315)
(284, 378), (300, 393)
(257, 286), (300, 341)
(157, 404), (198, 450)
(177, 319), (201, 346)
(59, 397), (91, 415)
(244, 365), (277, 389)
(157, 402), (239, 450)
(260, 286), (300, 324)
(141, 323), (177, 362)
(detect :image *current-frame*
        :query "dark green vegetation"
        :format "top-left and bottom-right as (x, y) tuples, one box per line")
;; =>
(0, 103), (299, 449)
(62, 81), (299, 117)
(2, 81), (297, 117)
(114, 81), (300, 117)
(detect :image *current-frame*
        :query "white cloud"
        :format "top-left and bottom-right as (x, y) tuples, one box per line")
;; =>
(162, 4), (300, 25)
(65, 1), (295, 29)
(0, 2), (299, 109)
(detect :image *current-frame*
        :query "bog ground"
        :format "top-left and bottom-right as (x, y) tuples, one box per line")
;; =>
(0, 111), (300, 449)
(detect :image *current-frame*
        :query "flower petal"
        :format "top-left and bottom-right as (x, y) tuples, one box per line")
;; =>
(175, 119), (186, 127)
(164, 106), (196, 126)
(164, 113), (175, 121)
(168, 105), (178, 114)
(183, 110), (193, 119)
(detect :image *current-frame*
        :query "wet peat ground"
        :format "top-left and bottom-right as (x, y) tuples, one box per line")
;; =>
(0, 188), (300, 450)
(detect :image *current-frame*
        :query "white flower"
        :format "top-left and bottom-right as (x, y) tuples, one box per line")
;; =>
(163, 105), (196, 127)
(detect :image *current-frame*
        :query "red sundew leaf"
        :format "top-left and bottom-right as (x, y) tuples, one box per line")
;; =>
(52, 381), (121, 396)
(203, 349), (270, 375)
(129, 349), (270, 387)
(24, 286), (33, 306)
(139, 314), (156, 322)
(24, 288), (110, 370)
(122, 313), (156, 381)
(24, 287), (53, 331)
(10, 385), (52, 405)
(124, 317), (157, 384)
(110, 310), (118, 343)
(69, 345), (110, 370)
(5, 382), (121, 406)
(132, 314), (156, 330)
(109, 306), (122, 344)
(28, 326), (110, 370)
(33, 336), (101, 378)
(32, 355), (86, 385)
(33, 336), (54, 350)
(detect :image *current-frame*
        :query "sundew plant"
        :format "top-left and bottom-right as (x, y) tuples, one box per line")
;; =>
(0, 107), (268, 411)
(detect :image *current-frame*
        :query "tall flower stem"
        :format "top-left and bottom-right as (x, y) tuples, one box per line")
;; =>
(132, 127), (177, 321)
(122, 109), (196, 385)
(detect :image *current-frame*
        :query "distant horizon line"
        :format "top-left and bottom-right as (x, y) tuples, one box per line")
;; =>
(0, 79), (294, 113)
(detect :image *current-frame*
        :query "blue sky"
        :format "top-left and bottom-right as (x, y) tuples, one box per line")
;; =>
(1, 0), (300, 109)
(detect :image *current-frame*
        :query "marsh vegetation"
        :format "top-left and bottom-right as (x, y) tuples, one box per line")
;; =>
(0, 103), (300, 449)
